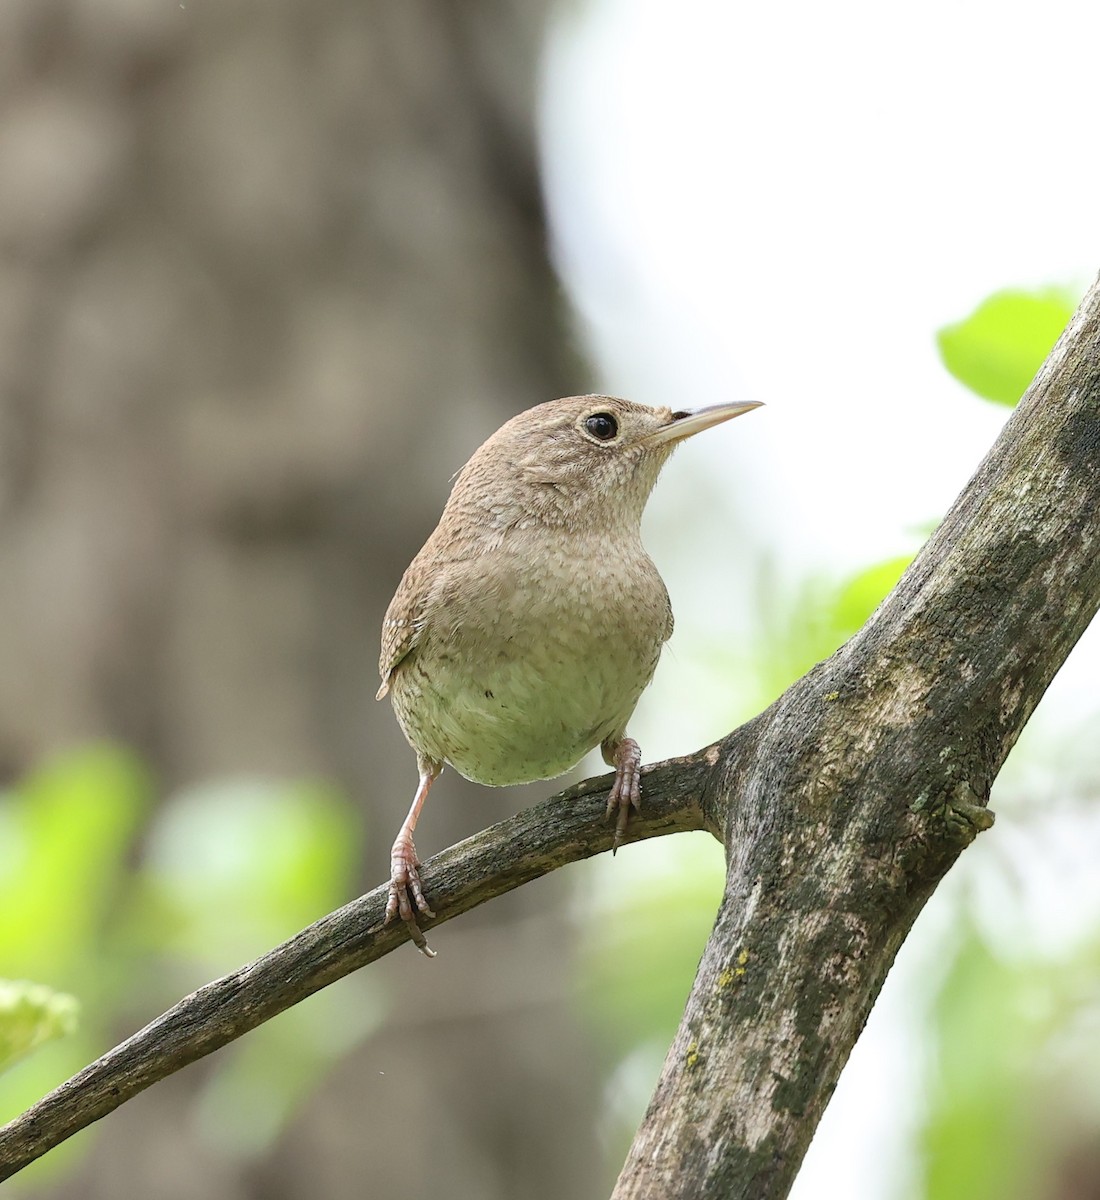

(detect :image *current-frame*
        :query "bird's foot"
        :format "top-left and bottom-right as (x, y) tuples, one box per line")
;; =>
(385, 836), (436, 957)
(604, 736), (642, 853)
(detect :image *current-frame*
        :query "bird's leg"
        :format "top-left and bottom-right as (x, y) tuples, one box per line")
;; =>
(602, 735), (642, 853)
(385, 761), (441, 957)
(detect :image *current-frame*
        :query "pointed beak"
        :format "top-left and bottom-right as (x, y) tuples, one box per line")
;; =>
(645, 400), (764, 446)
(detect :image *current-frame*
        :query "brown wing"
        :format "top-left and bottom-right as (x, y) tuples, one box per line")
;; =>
(377, 509), (482, 699)
(376, 561), (430, 700)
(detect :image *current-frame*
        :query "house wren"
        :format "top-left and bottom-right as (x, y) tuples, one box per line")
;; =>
(378, 394), (761, 953)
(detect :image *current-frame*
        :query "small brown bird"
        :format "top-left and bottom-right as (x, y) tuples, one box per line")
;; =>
(378, 394), (761, 953)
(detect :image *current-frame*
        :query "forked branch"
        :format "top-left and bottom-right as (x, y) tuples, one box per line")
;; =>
(3, 276), (1099, 1199)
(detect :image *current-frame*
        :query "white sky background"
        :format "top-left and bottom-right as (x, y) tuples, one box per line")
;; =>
(539, 2), (1100, 1196)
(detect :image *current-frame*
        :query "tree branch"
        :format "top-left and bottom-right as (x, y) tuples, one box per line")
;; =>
(612, 273), (1100, 1198)
(0, 755), (714, 1180)
(3, 278), (1099, 1194)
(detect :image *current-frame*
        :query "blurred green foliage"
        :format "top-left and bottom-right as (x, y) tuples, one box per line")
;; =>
(921, 919), (1100, 1200)
(936, 287), (1078, 406)
(0, 742), (150, 1171)
(0, 982), (78, 1075)
(0, 744), (376, 1188)
(578, 836), (725, 1057)
(749, 555), (914, 715)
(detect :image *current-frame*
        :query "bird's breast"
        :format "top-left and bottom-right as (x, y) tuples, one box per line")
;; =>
(389, 537), (670, 786)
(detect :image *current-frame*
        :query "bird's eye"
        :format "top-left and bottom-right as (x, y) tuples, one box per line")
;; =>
(584, 412), (619, 441)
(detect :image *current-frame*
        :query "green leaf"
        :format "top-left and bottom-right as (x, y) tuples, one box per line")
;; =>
(936, 287), (1078, 406)
(0, 980), (79, 1074)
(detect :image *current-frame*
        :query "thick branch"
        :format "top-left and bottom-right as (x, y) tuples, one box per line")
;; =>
(0, 755), (715, 1180)
(3, 281), (1098, 1195)
(613, 274), (1100, 1198)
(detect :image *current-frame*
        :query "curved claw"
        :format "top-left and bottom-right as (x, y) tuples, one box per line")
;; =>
(603, 736), (642, 853)
(385, 838), (437, 957)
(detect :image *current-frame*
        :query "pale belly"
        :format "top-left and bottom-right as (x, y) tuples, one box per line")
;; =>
(389, 574), (667, 785)
(394, 653), (640, 784)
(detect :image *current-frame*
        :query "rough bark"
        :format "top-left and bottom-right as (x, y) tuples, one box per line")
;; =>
(2, 276), (1098, 1195)
(612, 274), (1100, 1197)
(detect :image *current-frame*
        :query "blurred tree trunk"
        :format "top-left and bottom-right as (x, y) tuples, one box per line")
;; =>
(0, 2), (597, 1197)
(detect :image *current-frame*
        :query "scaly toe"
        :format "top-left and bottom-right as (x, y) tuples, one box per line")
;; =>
(386, 845), (437, 956)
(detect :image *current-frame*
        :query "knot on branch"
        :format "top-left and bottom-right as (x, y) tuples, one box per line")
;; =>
(910, 780), (996, 847)
(892, 781), (995, 883)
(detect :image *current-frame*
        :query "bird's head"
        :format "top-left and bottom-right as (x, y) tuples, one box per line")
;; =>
(448, 394), (762, 534)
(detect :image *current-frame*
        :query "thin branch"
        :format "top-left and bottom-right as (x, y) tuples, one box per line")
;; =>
(0, 752), (716, 1180)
